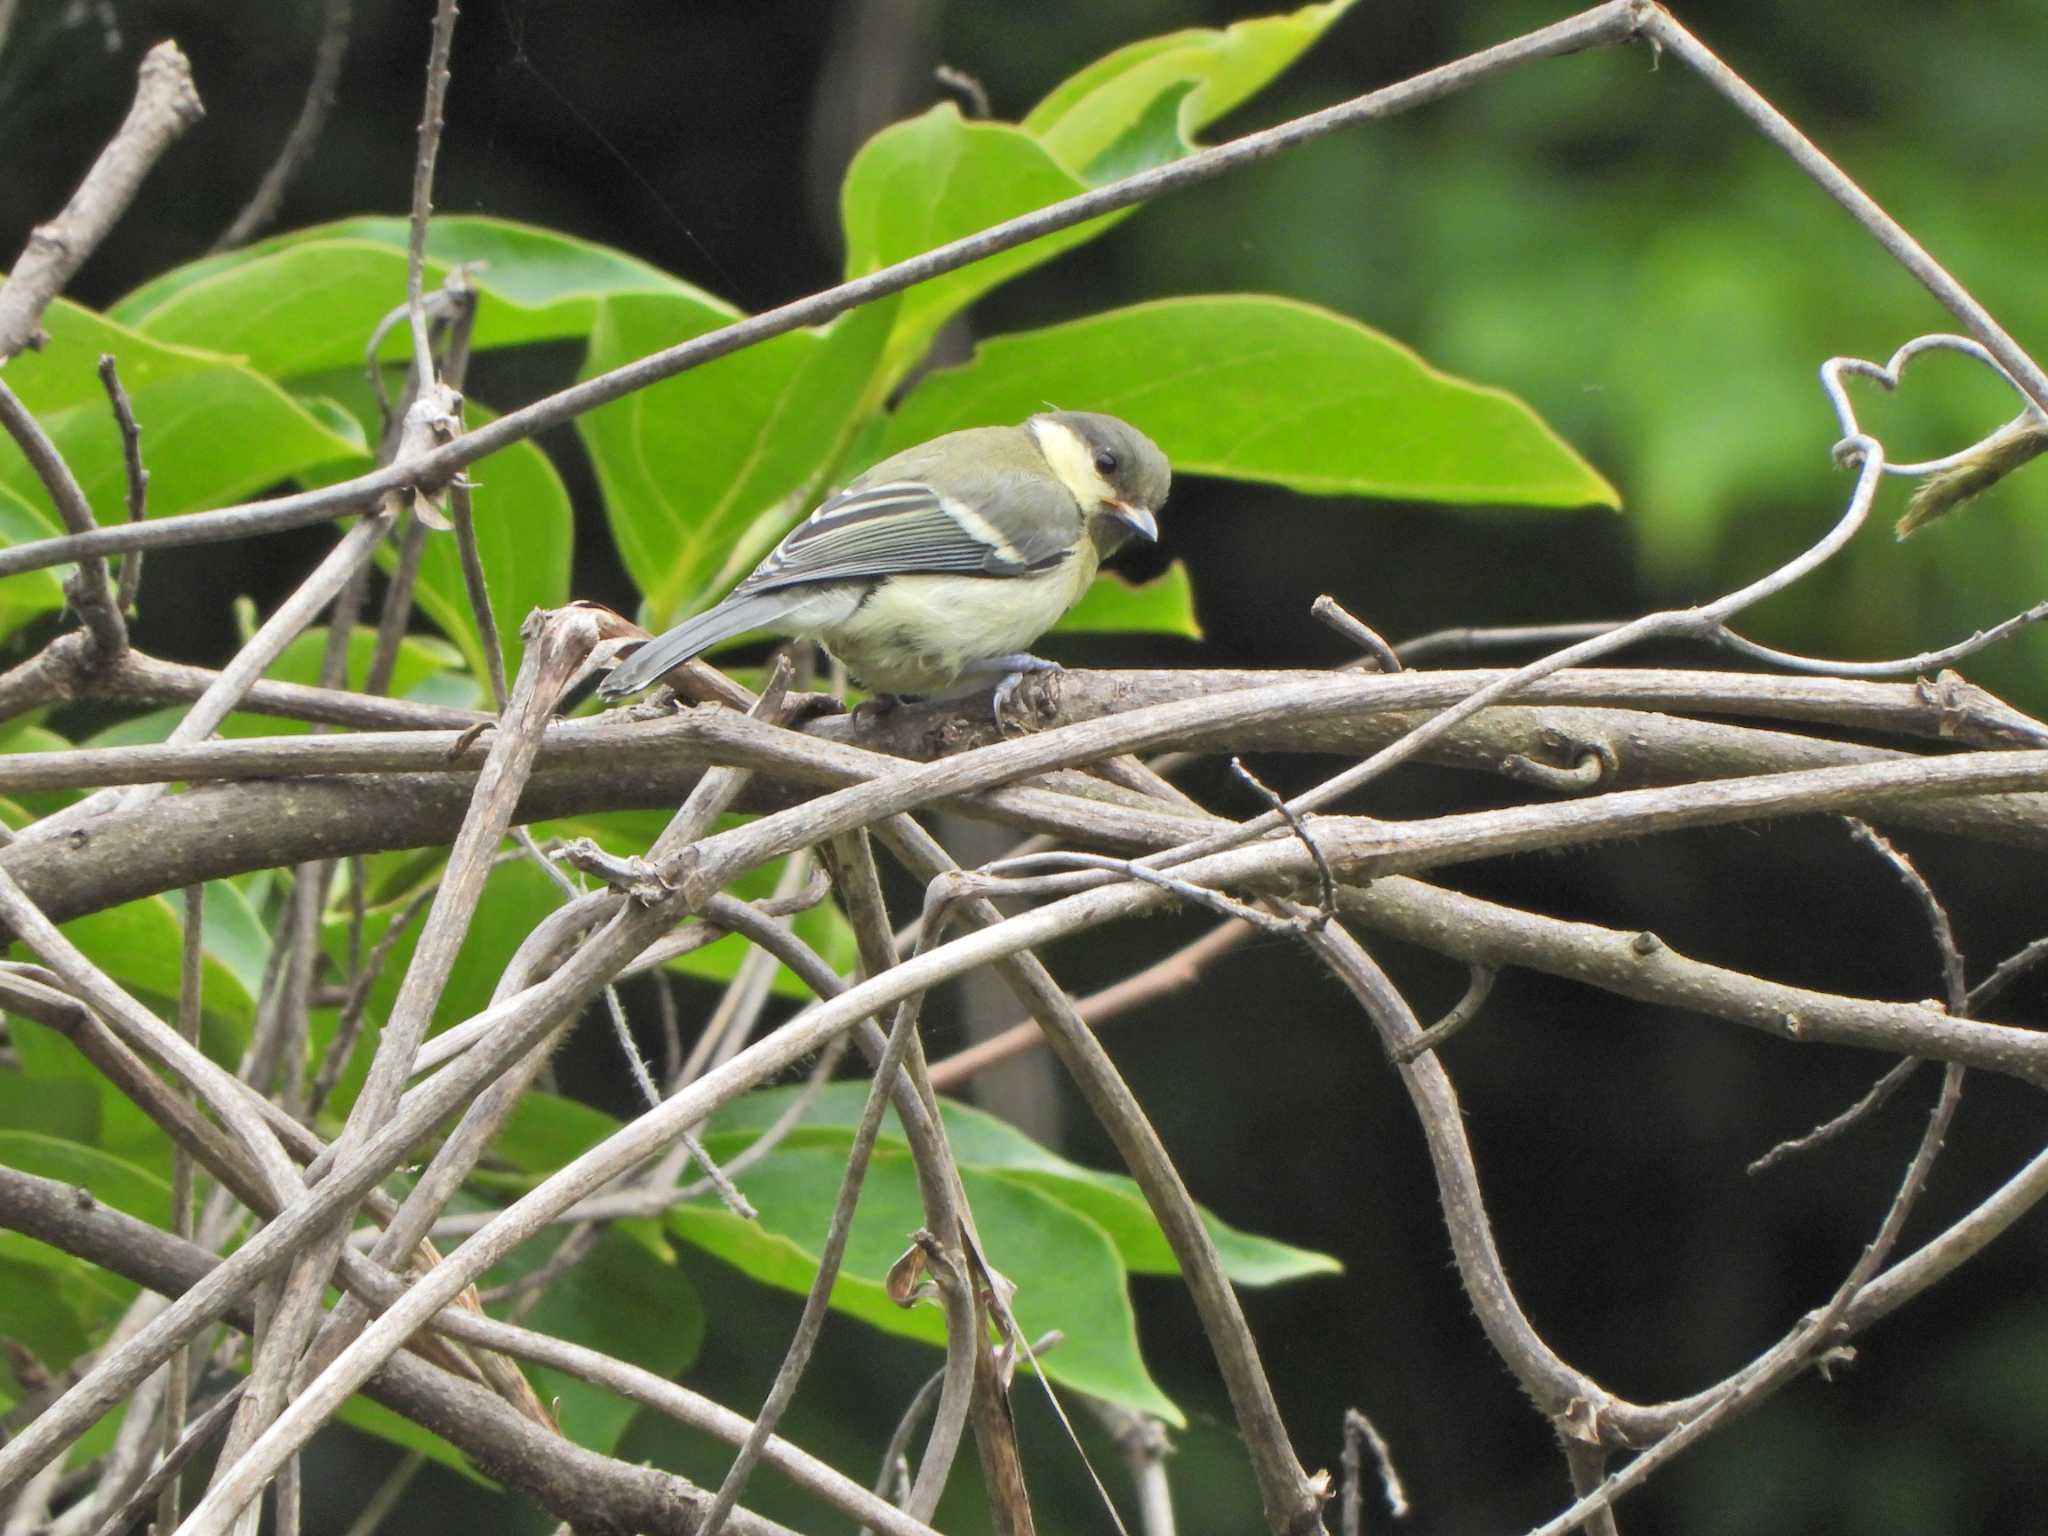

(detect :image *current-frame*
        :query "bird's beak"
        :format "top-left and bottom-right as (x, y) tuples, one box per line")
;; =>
(1105, 500), (1159, 543)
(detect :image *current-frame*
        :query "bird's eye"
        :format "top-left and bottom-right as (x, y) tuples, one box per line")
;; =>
(1093, 449), (1119, 476)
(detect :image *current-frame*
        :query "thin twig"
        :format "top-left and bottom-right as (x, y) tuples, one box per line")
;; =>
(0, 378), (125, 657)
(0, 4), (1654, 578)
(337, 1450), (422, 1536)
(1747, 1058), (1924, 1176)
(696, 961), (936, 1536)
(1391, 964), (1496, 1063)
(926, 915), (1254, 1090)
(449, 475), (509, 707)
(212, 0), (352, 250)
(159, 884), (206, 1532)
(1711, 601), (2048, 678)
(96, 355), (149, 615)
(1396, 621), (1622, 665)
(1231, 756), (1334, 924)
(406, 0), (461, 379)
(1340, 1407), (1409, 1534)
(1968, 932), (2048, 1014)
(1312, 595), (1400, 673)
(1843, 819), (1967, 1010)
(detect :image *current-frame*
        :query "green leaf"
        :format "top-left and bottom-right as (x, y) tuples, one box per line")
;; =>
(490, 1227), (704, 1453)
(716, 1084), (1340, 1287)
(885, 295), (1619, 509)
(841, 106), (1109, 384)
(1054, 560), (1201, 638)
(334, 1395), (487, 1482)
(200, 879), (272, 1006)
(317, 860), (572, 1091)
(673, 1143), (1182, 1423)
(0, 298), (367, 532)
(579, 293), (895, 625)
(112, 216), (695, 376)
(490, 1090), (622, 1177)
(0, 1076), (98, 1143)
(395, 397), (572, 689)
(7, 1012), (166, 1167)
(1025, 2), (1362, 182)
(0, 1256), (128, 1411)
(0, 482), (65, 641)
(22, 897), (256, 1051)
(0, 1133), (170, 1248)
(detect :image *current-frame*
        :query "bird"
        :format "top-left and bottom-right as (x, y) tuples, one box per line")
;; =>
(598, 410), (1171, 709)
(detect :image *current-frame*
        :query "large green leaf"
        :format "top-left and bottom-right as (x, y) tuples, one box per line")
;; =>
(885, 295), (1619, 509)
(7, 1010), (167, 1168)
(112, 216), (693, 374)
(0, 481), (64, 640)
(1054, 561), (1201, 638)
(490, 1226), (704, 1453)
(1025, 1), (1361, 182)
(0, 1256), (131, 1417)
(0, 298), (367, 533)
(410, 409), (572, 688)
(717, 1084), (1340, 1287)
(15, 896), (257, 1053)
(291, 371), (573, 692)
(0, 1075), (98, 1144)
(840, 107), (1109, 385)
(579, 293), (894, 625)
(674, 1142), (1181, 1423)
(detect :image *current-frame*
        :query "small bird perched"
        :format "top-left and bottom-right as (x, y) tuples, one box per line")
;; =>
(599, 410), (1171, 707)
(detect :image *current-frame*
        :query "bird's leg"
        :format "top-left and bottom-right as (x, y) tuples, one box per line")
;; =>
(962, 653), (1063, 729)
(849, 691), (907, 724)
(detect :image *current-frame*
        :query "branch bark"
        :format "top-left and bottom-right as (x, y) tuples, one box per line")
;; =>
(0, 41), (204, 361)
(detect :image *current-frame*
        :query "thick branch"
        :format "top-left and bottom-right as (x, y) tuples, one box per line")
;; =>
(12, 670), (2048, 925)
(1339, 879), (2047, 1085)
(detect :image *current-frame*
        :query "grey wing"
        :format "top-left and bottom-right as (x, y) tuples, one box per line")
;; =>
(737, 472), (1081, 595)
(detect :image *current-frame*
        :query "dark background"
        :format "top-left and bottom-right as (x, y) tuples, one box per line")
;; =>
(5, 2), (2048, 1532)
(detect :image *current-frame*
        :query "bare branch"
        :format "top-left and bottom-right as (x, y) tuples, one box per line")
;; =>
(212, 0), (352, 249)
(1312, 595), (1400, 673)
(0, 378), (125, 657)
(94, 354), (148, 615)
(1340, 1408), (1409, 1535)
(0, 41), (203, 361)
(0, 3), (1652, 578)
(1634, 7), (2048, 412)
(406, 0), (461, 378)
(0, 1169), (840, 1536)
(927, 916), (1254, 1091)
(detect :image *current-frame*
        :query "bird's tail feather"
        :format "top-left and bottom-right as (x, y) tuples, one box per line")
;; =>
(600, 590), (809, 698)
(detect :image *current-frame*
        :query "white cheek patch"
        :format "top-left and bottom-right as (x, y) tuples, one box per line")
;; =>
(1029, 418), (1117, 510)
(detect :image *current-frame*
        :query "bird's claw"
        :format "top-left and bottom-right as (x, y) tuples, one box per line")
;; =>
(989, 656), (1062, 732)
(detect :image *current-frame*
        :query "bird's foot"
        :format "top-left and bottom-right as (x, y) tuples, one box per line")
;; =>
(850, 692), (908, 725)
(779, 690), (848, 727)
(981, 654), (1063, 732)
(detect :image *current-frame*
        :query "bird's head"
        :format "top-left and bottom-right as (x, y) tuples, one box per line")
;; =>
(1028, 411), (1171, 553)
